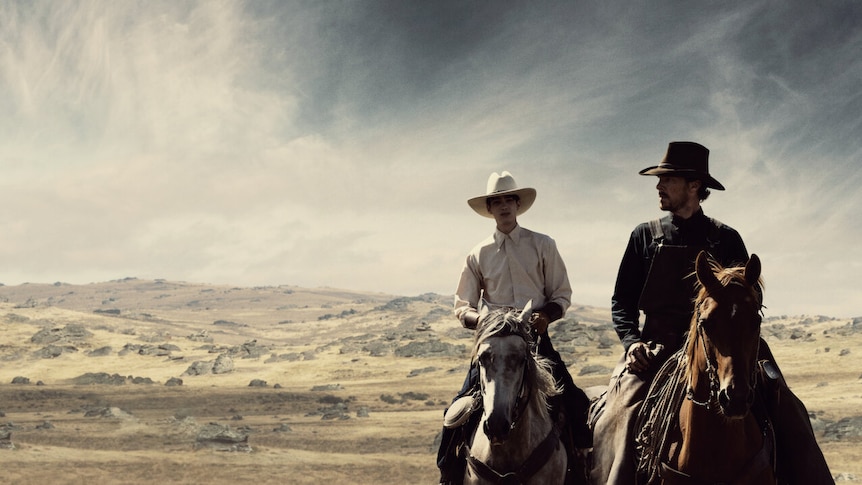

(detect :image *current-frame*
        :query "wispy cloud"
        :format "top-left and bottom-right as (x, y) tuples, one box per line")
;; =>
(0, 1), (859, 317)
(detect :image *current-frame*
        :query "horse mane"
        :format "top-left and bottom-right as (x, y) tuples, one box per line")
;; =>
(471, 308), (561, 410)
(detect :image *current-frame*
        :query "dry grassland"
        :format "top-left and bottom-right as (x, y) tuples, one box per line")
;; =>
(0, 280), (858, 484)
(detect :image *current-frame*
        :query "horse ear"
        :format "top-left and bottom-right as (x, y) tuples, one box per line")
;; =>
(745, 254), (761, 287)
(695, 250), (722, 295)
(518, 300), (534, 325)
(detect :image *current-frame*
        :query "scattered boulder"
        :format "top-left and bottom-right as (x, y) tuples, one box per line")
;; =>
(394, 340), (467, 358)
(84, 407), (134, 419)
(822, 416), (862, 442)
(11, 376), (30, 385)
(165, 377), (183, 386)
(183, 354), (234, 376)
(213, 319), (247, 328)
(212, 354), (234, 374)
(265, 352), (299, 363)
(318, 402), (350, 420)
(87, 346), (113, 357)
(183, 361), (214, 376)
(248, 379), (267, 388)
(195, 423), (251, 452)
(187, 330), (213, 343)
(407, 367), (438, 378)
(311, 384), (343, 392)
(0, 427), (12, 450)
(72, 373), (129, 385)
(232, 340), (270, 359)
(70, 373), (155, 385)
(33, 345), (78, 359)
(35, 421), (54, 430)
(30, 324), (93, 345)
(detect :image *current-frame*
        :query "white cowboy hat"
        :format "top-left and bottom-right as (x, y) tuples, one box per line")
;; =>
(467, 171), (537, 218)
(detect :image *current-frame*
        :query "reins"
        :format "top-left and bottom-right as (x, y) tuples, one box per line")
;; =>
(465, 426), (561, 485)
(685, 284), (762, 411)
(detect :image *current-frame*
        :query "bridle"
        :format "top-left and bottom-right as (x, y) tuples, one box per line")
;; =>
(685, 285), (762, 411)
(477, 332), (533, 433)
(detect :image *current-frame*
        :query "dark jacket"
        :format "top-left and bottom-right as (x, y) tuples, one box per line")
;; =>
(611, 209), (749, 352)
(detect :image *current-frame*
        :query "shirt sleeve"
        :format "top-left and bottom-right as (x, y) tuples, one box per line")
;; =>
(454, 251), (482, 327)
(611, 227), (647, 352)
(541, 237), (572, 318)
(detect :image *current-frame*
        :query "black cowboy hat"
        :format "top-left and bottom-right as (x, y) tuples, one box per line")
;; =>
(639, 141), (725, 190)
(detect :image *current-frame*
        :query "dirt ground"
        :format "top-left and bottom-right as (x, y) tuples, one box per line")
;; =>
(0, 382), (444, 485)
(0, 282), (858, 483)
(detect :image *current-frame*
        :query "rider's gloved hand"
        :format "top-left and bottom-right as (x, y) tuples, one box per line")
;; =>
(461, 310), (482, 330)
(529, 312), (550, 334)
(625, 341), (654, 373)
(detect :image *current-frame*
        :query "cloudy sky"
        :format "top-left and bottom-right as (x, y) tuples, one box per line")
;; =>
(1, 1), (860, 318)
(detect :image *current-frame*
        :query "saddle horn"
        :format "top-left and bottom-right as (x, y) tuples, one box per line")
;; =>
(518, 300), (534, 326)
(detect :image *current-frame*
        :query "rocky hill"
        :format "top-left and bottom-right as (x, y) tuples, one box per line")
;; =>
(0, 279), (859, 483)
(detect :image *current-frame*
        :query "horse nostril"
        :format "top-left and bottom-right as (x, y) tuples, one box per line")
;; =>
(484, 414), (511, 443)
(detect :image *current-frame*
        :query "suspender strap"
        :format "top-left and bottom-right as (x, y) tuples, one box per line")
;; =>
(707, 217), (723, 250)
(648, 219), (664, 242)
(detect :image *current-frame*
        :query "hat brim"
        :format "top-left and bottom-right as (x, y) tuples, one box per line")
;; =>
(639, 166), (725, 190)
(467, 188), (537, 218)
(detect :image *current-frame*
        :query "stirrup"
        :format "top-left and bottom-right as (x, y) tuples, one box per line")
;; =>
(443, 393), (480, 429)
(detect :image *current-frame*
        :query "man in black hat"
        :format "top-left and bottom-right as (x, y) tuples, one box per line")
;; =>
(590, 142), (832, 484)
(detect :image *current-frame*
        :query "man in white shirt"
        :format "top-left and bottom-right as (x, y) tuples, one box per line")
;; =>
(438, 171), (590, 485)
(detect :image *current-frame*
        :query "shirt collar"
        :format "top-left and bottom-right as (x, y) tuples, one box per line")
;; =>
(494, 224), (522, 248)
(671, 208), (706, 228)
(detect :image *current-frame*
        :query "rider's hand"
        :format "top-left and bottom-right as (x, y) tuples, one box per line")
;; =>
(625, 341), (653, 373)
(529, 312), (550, 334)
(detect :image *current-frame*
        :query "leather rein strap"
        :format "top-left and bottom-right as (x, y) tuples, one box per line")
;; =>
(465, 426), (560, 485)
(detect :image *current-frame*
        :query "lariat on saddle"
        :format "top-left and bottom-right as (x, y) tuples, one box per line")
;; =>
(635, 347), (689, 484)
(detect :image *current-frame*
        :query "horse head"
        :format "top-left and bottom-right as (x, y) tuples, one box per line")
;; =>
(689, 250), (763, 418)
(472, 306), (557, 445)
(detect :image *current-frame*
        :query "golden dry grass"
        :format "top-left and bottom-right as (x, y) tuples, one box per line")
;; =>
(0, 280), (858, 483)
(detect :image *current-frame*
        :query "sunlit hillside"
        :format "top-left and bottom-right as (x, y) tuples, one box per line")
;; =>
(0, 279), (858, 483)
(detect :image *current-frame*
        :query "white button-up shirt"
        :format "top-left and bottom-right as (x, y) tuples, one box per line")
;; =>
(454, 225), (572, 326)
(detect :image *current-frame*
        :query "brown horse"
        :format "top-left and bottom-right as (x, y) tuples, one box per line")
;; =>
(463, 306), (568, 485)
(637, 251), (776, 484)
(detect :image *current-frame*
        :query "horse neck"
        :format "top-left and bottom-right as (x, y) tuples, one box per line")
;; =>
(676, 383), (764, 475)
